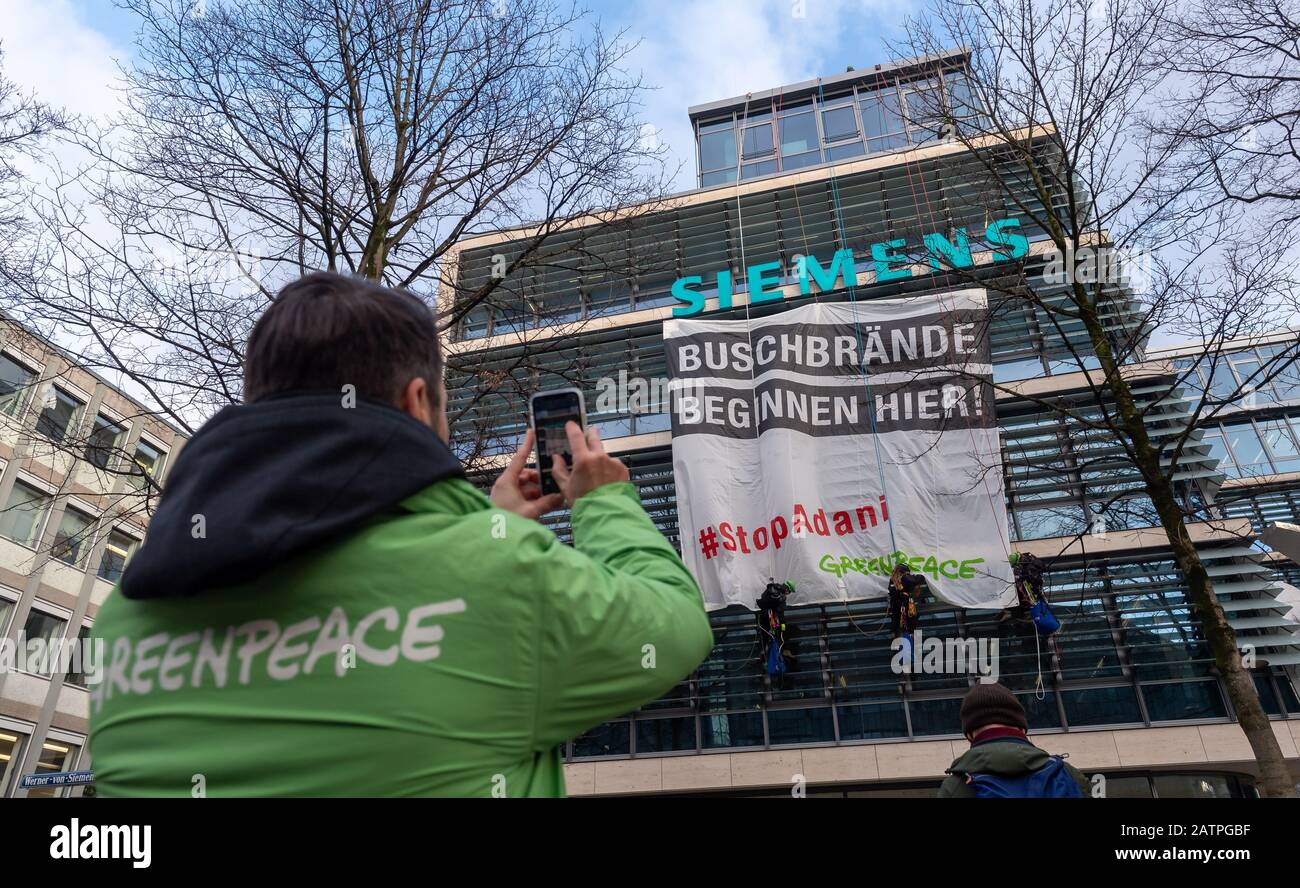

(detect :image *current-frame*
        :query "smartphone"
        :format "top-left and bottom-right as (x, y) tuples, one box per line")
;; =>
(530, 387), (587, 495)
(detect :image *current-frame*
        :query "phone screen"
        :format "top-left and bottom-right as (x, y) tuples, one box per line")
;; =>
(532, 390), (584, 495)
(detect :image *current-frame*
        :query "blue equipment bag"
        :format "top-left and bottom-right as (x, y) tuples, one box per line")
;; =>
(1029, 598), (1060, 636)
(967, 756), (1082, 798)
(766, 640), (786, 677)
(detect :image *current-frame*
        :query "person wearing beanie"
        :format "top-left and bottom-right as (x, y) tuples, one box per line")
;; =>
(938, 683), (1090, 798)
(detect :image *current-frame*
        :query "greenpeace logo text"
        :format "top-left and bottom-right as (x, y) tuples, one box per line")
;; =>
(90, 598), (467, 711)
(50, 819), (151, 869)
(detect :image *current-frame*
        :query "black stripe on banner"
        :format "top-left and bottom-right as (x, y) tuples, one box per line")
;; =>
(664, 309), (988, 381)
(670, 375), (995, 438)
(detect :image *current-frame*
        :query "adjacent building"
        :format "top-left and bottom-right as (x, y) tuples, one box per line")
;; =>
(443, 51), (1300, 797)
(0, 315), (184, 797)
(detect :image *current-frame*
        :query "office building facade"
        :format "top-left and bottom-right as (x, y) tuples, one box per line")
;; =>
(0, 316), (183, 797)
(443, 52), (1300, 797)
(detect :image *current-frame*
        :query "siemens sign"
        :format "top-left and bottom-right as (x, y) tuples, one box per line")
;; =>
(670, 217), (1029, 317)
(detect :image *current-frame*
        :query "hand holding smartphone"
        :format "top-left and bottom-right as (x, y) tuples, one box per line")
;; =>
(528, 387), (629, 505)
(529, 388), (586, 495)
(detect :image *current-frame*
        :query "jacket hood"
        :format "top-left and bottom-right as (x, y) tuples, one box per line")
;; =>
(946, 737), (1052, 777)
(119, 392), (464, 600)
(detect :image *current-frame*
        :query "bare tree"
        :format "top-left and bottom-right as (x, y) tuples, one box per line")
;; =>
(1151, 0), (1300, 228)
(0, 44), (68, 282)
(896, 0), (1300, 795)
(4, 0), (672, 449)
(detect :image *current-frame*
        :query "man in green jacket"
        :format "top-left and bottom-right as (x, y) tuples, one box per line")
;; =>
(938, 683), (1091, 798)
(88, 272), (714, 797)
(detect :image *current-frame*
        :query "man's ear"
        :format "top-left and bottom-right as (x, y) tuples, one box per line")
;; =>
(399, 377), (434, 428)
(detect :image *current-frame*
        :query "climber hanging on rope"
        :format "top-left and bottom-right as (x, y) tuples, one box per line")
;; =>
(756, 579), (797, 683)
(1002, 551), (1060, 637)
(888, 563), (928, 672)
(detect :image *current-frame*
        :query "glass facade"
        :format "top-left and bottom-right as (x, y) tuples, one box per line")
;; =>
(534, 493), (1296, 760)
(694, 67), (984, 187)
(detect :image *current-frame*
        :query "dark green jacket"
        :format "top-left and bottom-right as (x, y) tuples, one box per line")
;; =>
(938, 737), (1091, 798)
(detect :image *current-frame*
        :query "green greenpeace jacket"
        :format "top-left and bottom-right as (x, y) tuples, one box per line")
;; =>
(90, 479), (714, 797)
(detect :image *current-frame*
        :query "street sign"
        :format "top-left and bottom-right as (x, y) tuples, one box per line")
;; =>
(19, 770), (95, 789)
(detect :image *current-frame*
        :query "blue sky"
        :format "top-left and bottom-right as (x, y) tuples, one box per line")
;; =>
(3, 0), (913, 191)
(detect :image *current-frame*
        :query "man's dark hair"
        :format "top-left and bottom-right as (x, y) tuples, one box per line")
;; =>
(244, 272), (442, 406)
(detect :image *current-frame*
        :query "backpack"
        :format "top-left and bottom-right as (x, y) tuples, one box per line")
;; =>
(966, 756), (1082, 798)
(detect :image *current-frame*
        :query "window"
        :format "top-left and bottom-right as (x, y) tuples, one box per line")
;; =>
(860, 86), (907, 153)
(66, 625), (92, 688)
(35, 387), (84, 443)
(84, 415), (125, 469)
(1103, 777), (1156, 798)
(1142, 680), (1226, 721)
(779, 150), (820, 171)
(821, 103), (859, 142)
(825, 141), (865, 161)
(943, 72), (974, 113)
(0, 353), (35, 417)
(741, 158), (778, 178)
(1231, 354), (1262, 391)
(1201, 430), (1236, 477)
(698, 118), (737, 183)
(0, 594), (13, 634)
(1225, 423), (1269, 471)
(0, 731), (22, 797)
(778, 110), (818, 158)
(1271, 359), (1300, 401)
(943, 72), (984, 131)
(460, 305), (491, 340)
(1258, 418), (1300, 470)
(97, 529), (138, 583)
(25, 739), (80, 798)
(902, 82), (946, 143)
(1012, 503), (1086, 540)
(1152, 774), (1233, 799)
(994, 356), (1044, 383)
(1208, 362), (1237, 401)
(130, 440), (166, 489)
(51, 508), (95, 567)
(21, 608), (67, 677)
(741, 122), (775, 160)
(0, 482), (52, 547)
(572, 721), (630, 757)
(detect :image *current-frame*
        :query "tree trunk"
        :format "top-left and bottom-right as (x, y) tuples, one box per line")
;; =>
(1084, 308), (1296, 797)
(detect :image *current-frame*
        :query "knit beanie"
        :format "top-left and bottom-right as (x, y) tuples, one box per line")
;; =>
(960, 683), (1028, 736)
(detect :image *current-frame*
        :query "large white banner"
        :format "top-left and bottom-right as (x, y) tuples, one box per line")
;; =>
(665, 289), (1016, 612)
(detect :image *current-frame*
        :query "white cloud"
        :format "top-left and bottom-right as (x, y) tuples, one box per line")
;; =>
(0, 0), (123, 119)
(623, 0), (895, 190)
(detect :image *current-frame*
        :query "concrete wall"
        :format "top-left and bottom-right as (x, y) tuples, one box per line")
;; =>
(563, 721), (1300, 796)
